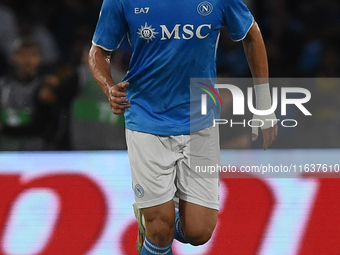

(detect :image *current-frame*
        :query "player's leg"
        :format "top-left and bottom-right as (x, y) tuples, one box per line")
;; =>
(142, 201), (175, 245)
(134, 201), (175, 255)
(178, 200), (218, 245)
(126, 129), (181, 254)
(174, 125), (220, 246)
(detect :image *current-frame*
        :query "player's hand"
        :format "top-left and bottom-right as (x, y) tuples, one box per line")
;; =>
(252, 124), (278, 150)
(107, 82), (131, 115)
(251, 83), (278, 150)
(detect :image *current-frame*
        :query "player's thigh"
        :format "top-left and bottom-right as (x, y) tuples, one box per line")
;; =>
(126, 129), (178, 209)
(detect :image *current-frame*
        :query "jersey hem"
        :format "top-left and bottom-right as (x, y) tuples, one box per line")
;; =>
(135, 193), (176, 209)
(179, 193), (220, 210)
(125, 122), (213, 136)
(232, 17), (255, 42)
(92, 41), (114, 52)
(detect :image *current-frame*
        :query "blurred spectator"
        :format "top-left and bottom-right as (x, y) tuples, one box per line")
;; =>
(0, 38), (78, 150)
(0, 2), (19, 74)
(0, 39), (57, 150)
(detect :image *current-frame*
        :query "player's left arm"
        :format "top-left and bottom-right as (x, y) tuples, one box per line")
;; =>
(242, 21), (278, 150)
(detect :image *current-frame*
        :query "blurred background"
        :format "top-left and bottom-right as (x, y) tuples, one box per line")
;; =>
(1, 1), (340, 255)
(0, 0), (339, 150)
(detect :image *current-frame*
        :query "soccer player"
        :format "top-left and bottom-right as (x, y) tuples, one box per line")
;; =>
(89, 0), (278, 254)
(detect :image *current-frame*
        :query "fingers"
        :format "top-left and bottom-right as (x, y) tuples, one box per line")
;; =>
(117, 81), (130, 91)
(251, 120), (259, 141)
(109, 82), (129, 97)
(109, 98), (131, 114)
(262, 124), (278, 150)
(251, 117), (278, 149)
(252, 133), (258, 142)
(107, 82), (131, 115)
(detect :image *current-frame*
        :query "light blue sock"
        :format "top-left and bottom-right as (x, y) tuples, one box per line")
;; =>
(141, 236), (173, 255)
(174, 210), (189, 243)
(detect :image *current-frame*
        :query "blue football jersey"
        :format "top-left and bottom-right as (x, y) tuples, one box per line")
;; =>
(93, 0), (253, 135)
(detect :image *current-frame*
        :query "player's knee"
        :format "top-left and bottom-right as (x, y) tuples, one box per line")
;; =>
(185, 224), (215, 246)
(186, 229), (213, 246)
(146, 218), (174, 246)
(185, 218), (216, 246)
(143, 206), (175, 246)
(152, 219), (174, 236)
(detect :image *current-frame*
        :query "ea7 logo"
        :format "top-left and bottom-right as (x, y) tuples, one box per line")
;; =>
(134, 7), (150, 14)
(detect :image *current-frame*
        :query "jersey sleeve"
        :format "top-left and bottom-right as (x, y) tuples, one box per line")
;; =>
(223, 0), (254, 42)
(92, 0), (128, 51)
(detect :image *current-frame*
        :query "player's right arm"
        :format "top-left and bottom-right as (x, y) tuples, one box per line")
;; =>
(88, 45), (130, 115)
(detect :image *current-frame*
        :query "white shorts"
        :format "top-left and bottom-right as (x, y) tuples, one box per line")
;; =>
(126, 126), (220, 210)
